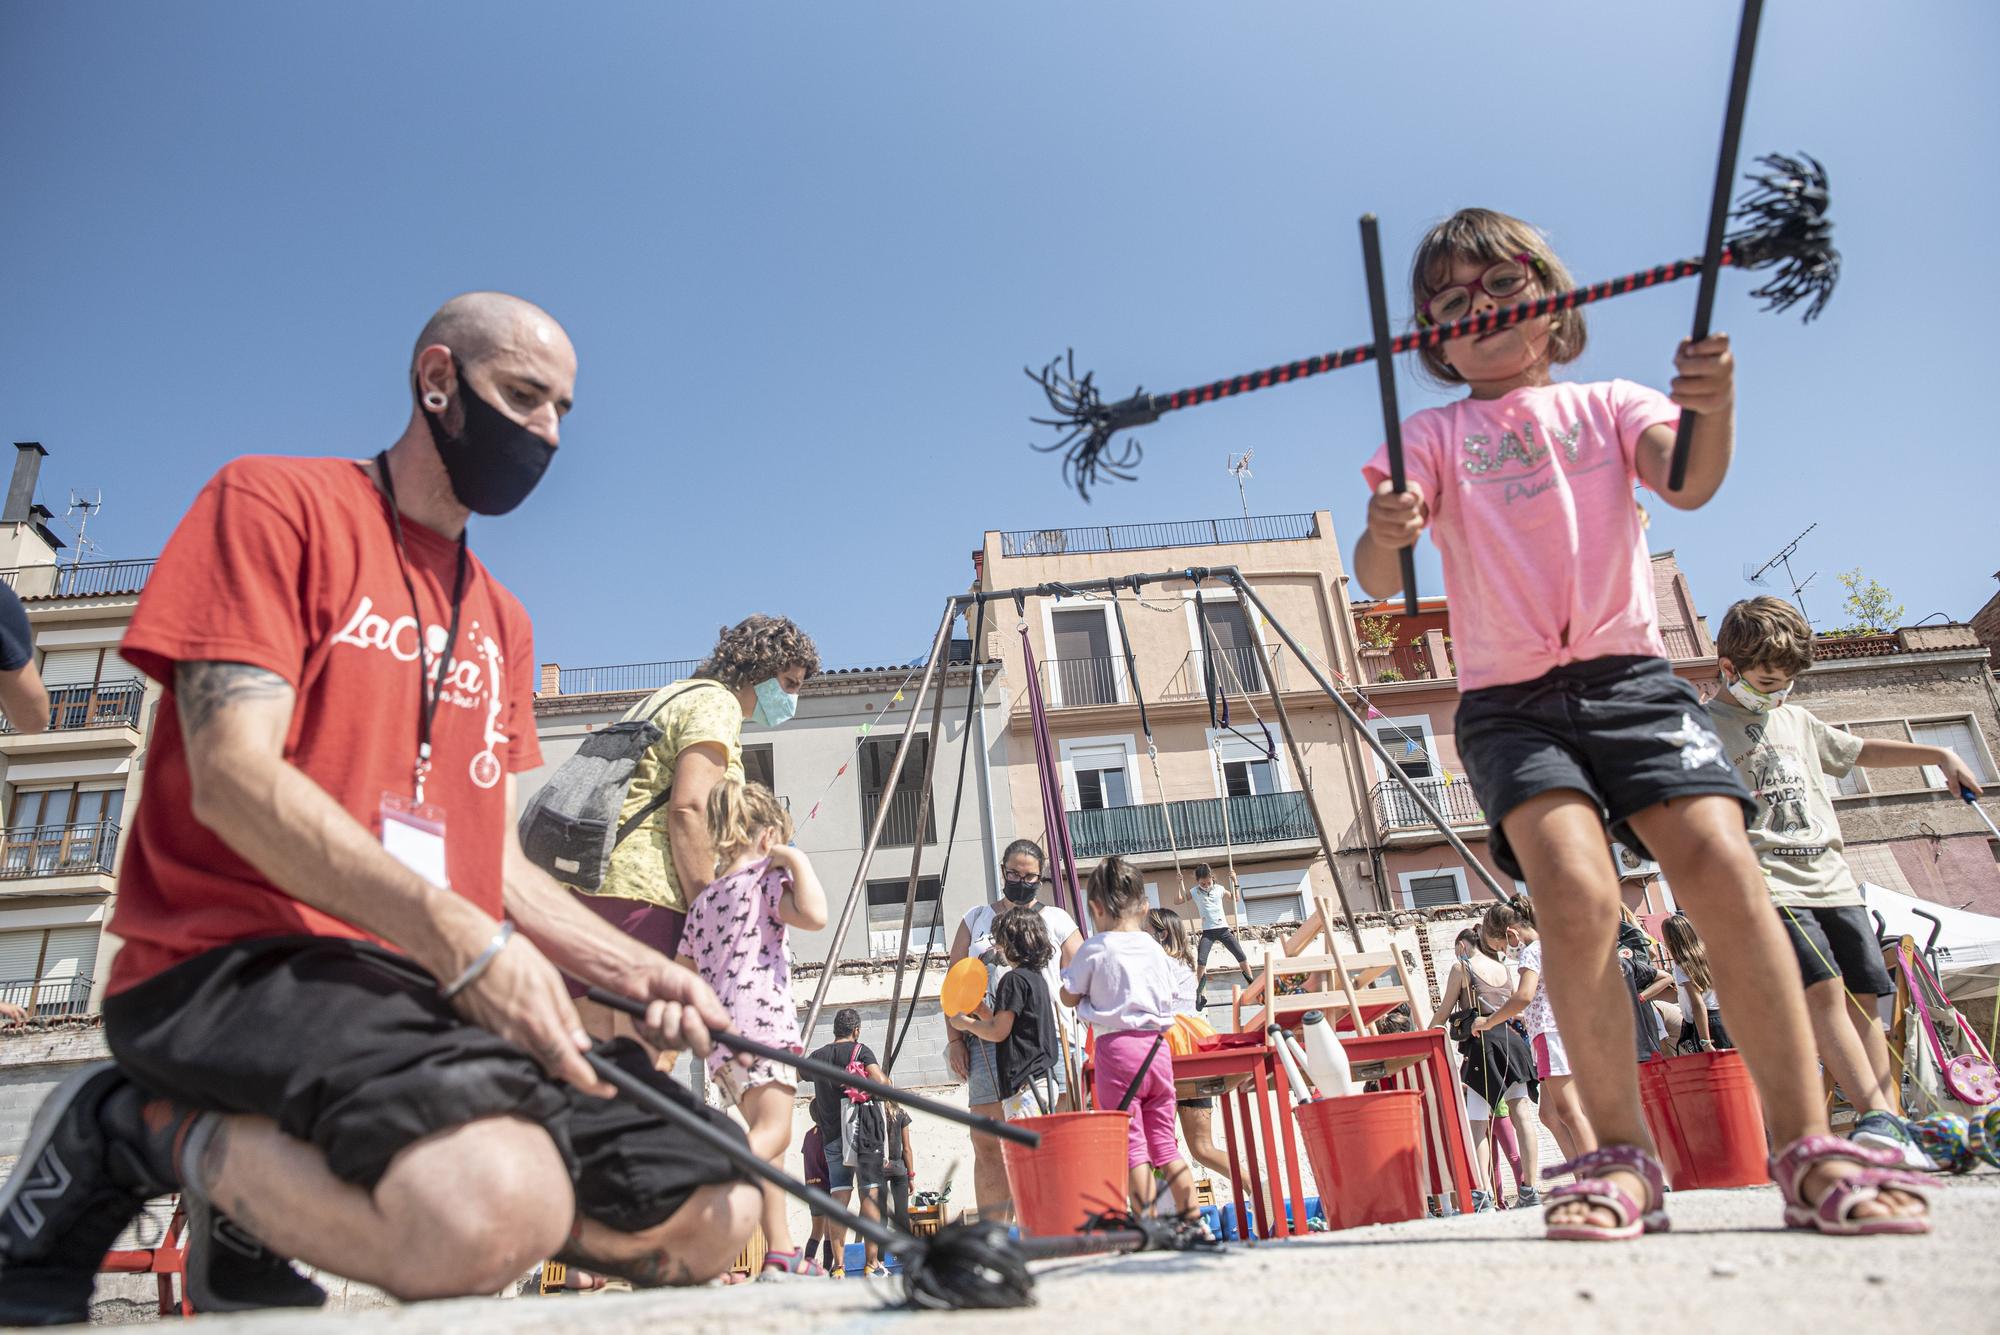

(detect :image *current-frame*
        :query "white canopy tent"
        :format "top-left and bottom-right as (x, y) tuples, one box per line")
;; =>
(1859, 882), (2000, 1010)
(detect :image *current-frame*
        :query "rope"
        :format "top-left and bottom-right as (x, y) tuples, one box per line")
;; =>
(1108, 582), (1188, 903)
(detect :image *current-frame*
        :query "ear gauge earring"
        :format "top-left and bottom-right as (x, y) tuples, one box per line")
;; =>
(423, 390), (448, 411)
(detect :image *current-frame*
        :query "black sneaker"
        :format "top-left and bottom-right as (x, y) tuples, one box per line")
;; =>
(181, 1191), (326, 1312)
(0, 1063), (160, 1326)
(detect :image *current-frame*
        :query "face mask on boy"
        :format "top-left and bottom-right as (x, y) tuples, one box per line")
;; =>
(1725, 673), (1792, 715)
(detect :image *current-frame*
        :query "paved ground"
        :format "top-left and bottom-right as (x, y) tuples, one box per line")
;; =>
(126, 1171), (1998, 1334)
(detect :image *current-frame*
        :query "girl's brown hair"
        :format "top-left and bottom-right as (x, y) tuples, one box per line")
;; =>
(1409, 208), (1586, 386)
(1661, 913), (1714, 997)
(1084, 856), (1147, 922)
(705, 776), (793, 869)
(1480, 897), (1536, 944)
(1146, 908), (1194, 967)
(993, 905), (1054, 971)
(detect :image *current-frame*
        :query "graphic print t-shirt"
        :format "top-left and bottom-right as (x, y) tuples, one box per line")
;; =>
(1517, 940), (1556, 1040)
(107, 457), (541, 993)
(1704, 696), (1866, 908)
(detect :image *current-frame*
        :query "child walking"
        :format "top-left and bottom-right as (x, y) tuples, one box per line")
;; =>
(1354, 209), (1930, 1238)
(1061, 857), (1195, 1217)
(677, 777), (830, 1278)
(1660, 914), (1733, 1053)
(1475, 902), (1590, 1170)
(946, 906), (1062, 1119)
(1146, 909), (1251, 1212)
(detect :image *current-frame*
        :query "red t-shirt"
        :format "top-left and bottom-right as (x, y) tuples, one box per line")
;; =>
(107, 456), (543, 994)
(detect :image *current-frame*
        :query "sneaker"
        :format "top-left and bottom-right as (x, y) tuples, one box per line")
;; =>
(0, 1063), (162, 1326)
(1851, 1110), (1933, 1171)
(1514, 1184), (1542, 1208)
(1470, 1189), (1493, 1213)
(181, 1189), (326, 1312)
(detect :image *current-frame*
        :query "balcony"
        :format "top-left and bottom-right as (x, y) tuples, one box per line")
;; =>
(1370, 779), (1485, 835)
(998, 513), (1318, 559)
(0, 681), (146, 736)
(0, 821), (121, 880)
(1037, 655), (1132, 709)
(1161, 645), (1287, 701)
(556, 658), (701, 696)
(1067, 790), (1315, 860)
(0, 560), (156, 600)
(1660, 625), (1704, 660)
(0, 975), (95, 1018)
(860, 787), (938, 848)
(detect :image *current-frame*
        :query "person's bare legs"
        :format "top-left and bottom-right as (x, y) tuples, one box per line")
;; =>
(1467, 1118), (1495, 1195)
(1631, 797), (1914, 1220)
(1507, 1098), (1542, 1192)
(1177, 1104), (1268, 1219)
(1159, 1158), (1195, 1216)
(822, 1186), (853, 1270)
(968, 1101), (1013, 1222)
(1804, 980), (1894, 1114)
(1537, 1074), (1592, 1166)
(735, 1083), (799, 1258)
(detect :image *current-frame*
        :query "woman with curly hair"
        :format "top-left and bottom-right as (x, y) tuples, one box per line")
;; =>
(568, 614), (820, 1057)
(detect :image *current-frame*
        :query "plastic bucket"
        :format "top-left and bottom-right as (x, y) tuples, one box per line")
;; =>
(1641, 1050), (1767, 1189)
(1000, 1111), (1131, 1236)
(1294, 1090), (1425, 1230)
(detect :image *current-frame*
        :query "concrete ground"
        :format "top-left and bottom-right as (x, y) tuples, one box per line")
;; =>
(128, 1171), (1998, 1335)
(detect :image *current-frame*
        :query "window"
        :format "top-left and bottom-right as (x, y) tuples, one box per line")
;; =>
(1046, 605), (1123, 706)
(1190, 597), (1266, 694)
(1910, 718), (1995, 789)
(1237, 868), (1310, 926)
(1398, 867), (1469, 909)
(742, 744), (775, 792)
(1826, 717), (1998, 798)
(1368, 715), (1436, 782)
(37, 647), (136, 689)
(4, 786), (125, 876)
(1210, 728), (1288, 798)
(0, 925), (101, 1016)
(866, 878), (944, 957)
(1062, 739), (1137, 811)
(857, 738), (935, 847)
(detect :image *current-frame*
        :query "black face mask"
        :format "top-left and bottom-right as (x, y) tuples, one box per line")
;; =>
(1002, 880), (1039, 905)
(421, 359), (556, 516)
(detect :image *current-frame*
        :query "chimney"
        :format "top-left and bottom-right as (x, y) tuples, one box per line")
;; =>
(5, 443), (46, 525)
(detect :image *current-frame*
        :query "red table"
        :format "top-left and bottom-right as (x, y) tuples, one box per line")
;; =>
(1165, 1041), (1309, 1241)
(1333, 1029), (1476, 1213)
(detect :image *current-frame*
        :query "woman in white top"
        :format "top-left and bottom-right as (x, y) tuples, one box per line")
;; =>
(1441, 928), (1541, 1209)
(943, 838), (1084, 1222)
(1662, 913), (1733, 1052)
(1475, 899), (1594, 1166)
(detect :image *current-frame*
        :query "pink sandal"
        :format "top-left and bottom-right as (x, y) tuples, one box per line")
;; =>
(1543, 1145), (1670, 1242)
(1769, 1136), (1934, 1236)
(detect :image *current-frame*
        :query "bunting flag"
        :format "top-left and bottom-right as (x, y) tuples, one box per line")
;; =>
(836, 763), (848, 777)
(892, 690), (905, 703)
(1442, 770), (1455, 787)
(809, 802), (821, 820)
(859, 722), (873, 737)
(1404, 737), (1419, 755)
(1365, 702), (1384, 720)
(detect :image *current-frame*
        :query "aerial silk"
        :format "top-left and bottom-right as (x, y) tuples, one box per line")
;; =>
(1018, 622), (1087, 933)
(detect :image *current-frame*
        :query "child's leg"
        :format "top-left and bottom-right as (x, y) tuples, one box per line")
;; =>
(1844, 995), (1897, 1113)
(735, 1083), (799, 1258)
(1140, 1061), (1193, 1215)
(1539, 1074), (1592, 1165)
(1630, 798), (1916, 1220)
(1467, 1117), (1494, 1194)
(1503, 1095), (1537, 1190)
(1805, 978), (1891, 1113)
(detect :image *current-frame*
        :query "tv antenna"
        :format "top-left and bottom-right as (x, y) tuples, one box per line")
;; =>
(1226, 450), (1254, 526)
(62, 491), (104, 570)
(1743, 522), (1818, 624)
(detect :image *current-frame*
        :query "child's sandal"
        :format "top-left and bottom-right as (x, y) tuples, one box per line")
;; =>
(1542, 1145), (1669, 1242)
(1769, 1135), (1934, 1236)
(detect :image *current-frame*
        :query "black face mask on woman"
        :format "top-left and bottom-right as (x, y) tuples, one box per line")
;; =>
(1001, 877), (1040, 905)
(421, 358), (556, 516)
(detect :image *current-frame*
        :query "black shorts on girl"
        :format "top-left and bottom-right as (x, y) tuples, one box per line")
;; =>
(1456, 656), (1754, 880)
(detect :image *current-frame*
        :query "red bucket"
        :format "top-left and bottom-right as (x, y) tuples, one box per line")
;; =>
(1000, 1111), (1130, 1236)
(1295, 1090), (1425, 1230)
(1637, 1050), (1767, 1189)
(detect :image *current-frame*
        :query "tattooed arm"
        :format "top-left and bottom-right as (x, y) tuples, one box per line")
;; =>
(175, 660), (612, 1094)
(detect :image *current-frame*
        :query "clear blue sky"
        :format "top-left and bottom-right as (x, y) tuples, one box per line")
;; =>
(4, 1), (1995, 670)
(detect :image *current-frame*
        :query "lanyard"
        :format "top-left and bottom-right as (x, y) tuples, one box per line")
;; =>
(373, 452), (469, 804)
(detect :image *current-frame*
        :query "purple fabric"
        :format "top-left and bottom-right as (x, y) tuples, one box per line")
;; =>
(563, 889), (685, 998)
(1018, 627), (1088, 932)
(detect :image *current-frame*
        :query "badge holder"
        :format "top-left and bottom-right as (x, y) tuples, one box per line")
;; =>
(381, 792), (449, 889)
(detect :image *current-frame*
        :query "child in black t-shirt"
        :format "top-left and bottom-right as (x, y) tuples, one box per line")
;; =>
(946, 906), (1060, 1118)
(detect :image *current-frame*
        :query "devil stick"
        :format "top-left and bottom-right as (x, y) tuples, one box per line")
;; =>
(1360, 213), (1419, 617)
(1030, 155), (1833, 500)
(1669, 0), (1765, 492)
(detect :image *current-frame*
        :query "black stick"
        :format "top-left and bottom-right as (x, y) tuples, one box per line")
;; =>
(582, 985), (1040, 1146)
(1668, 0), (1764, 491)
(1360, 213), (1420, 617)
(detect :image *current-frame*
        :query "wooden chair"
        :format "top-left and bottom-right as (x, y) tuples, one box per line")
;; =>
(1231, 892), (1433, 1039)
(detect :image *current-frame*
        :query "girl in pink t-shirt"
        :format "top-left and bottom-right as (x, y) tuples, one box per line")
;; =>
(1353, 209), (1930, 1240)
(678, 777), (829, 1277)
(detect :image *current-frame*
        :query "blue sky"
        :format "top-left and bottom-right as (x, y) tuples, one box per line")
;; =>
(3, 1), (1995, 671)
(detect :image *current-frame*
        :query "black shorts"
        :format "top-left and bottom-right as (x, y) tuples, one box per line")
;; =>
(102, 936), (748, 1236)
(1777, 903), (1894, 996)
(1455, 656), (1754, 880)
(1197, 928), (1247, 969)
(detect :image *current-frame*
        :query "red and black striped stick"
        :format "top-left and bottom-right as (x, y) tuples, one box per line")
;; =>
(1360, 212), (1420, 617)
(1031, 154), (1833, 500)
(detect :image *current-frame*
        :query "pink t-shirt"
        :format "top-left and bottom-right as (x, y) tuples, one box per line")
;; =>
(1362, 379), (1680, 691)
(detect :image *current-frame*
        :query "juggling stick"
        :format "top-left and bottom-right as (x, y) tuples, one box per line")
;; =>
(1360, 213), (1419, 617)
(1010, 1210), (1222, 1262)
(583, 985), (1039, 1146)
(1029, 155), (1835, 499)
(941, 957), (990, 1018)
(1669, 0), (1765, 491)
(1963, 787), (2000, 842)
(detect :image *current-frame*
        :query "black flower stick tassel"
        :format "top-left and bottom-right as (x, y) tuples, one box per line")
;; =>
(1030, 155), (1835, 501)
(1670, 0), (1764, 492)
(1360, 212), (1419, 618)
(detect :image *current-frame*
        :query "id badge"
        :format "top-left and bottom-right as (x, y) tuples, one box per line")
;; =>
(380, 793), (450, 889)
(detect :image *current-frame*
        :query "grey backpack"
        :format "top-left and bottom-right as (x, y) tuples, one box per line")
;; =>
(517, 682), (725, 890)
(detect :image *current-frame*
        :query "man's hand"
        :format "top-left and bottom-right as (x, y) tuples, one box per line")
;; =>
(1669, 334), (1734, 415)
(623, 953), (732, 1060)
(449, 929), (613, 1097)
(1365, 478), (1427, 550)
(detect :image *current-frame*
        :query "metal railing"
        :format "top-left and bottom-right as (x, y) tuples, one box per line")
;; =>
(1066, 790), (1314, 859)
(998, 513), (1317, 558)
(1038, 655), (1131, 708)
(1160, 645), (1285, 700)
(555, 658), (702, 696)
(0, 680), (146, 734)
(0, 975), (95, 1018)
(860, 787), (938, 848)
(0, 560), (156, 600)
(1358, 641), (1450, 684)
(1370, 779), (1485, 832)
(0, 820), (121, 879)
(1659, 625), (1704, 660)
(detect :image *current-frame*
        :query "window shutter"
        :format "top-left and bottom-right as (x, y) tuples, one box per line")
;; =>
(0, 930), (45, 986)
(102, 649), (139, 684)
(38, 649), (102, 688)
(1405, 874), (1463, 909)
(1910, 719), (1991, 786)
(38, 925), (99, 983)
(1244, 892), (1305, 926)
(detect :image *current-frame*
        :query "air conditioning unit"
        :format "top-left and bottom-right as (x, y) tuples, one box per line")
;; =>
(1610, 841), (1659, 879)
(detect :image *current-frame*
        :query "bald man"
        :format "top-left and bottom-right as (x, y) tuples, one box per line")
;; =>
(0, 294), (758, 1324)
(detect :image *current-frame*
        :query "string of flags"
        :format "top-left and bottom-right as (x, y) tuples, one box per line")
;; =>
(794, 662), (926, 830)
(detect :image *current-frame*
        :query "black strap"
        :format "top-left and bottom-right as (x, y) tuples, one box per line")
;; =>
(612, 681), (737, 847)
(372, 452), (468, 803)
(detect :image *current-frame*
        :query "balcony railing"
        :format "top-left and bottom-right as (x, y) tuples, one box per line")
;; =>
(0, 680), (146, 734)
(1160, 645), (1286, 701)
(998, 513), (1317, 558)
(1660, 625), (1704, 660)
(1037, 655), (1132, 708)
(0, 975), (95, 1017)
(1370, 779), (1485, 832)
(1067, 790), (1314, 860)
(0, 560), (156, 600)
(0, 821), (121, 879)
(556, 658), (701, 696)
(860, 787), (938, 848)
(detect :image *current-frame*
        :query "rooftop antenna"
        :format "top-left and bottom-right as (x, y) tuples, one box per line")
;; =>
(62, 491), (103, 570)
(1743, 521), (1818, 624)
(1226, 450), (1254, 527)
